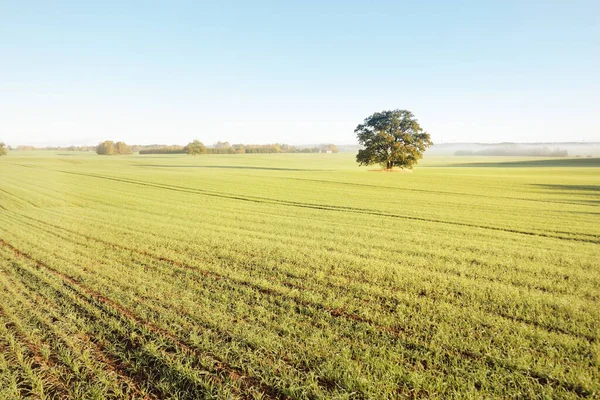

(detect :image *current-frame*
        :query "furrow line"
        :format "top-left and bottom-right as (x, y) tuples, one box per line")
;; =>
(1, 252), (232, 399)
(0, 298), (71, 399)
(52, 169), (600, 243)
(4, 242), (594, 398)
(0, 187), (39, 208)
(283, 176), (600, 208)
(0, 222), (350, 397)
(0, 265), (155, 400)
(0, 238), (290, 400)
(33, 205), (600, 299)
(9, 211), (597, 344)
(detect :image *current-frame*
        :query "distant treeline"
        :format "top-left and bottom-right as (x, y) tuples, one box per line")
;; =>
(14, 145), (96, 151)
(139, 146), (186, 154)
(140, 141), (340, 155)
(6, 142), (340, 155)
(455, 145), (568, 157)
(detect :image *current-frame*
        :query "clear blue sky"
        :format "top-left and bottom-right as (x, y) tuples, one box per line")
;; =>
(1, 1), (598, 146)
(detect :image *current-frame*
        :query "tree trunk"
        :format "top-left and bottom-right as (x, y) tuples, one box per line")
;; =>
(386, 161), (392, 170)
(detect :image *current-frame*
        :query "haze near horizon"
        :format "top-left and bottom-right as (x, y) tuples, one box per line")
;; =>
(1, 1), (599, 147)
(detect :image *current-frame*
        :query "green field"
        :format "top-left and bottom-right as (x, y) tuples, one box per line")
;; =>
(0, 151), (598, 399)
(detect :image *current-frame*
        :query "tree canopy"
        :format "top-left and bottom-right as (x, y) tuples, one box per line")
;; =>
(96, 140), (132, 155)
(184, 140), (207, 156)
(96, 141), (116, 155)
(115, 141), (133, 155)
(355, 109), (432, 170)
(0, 142), (7, 156)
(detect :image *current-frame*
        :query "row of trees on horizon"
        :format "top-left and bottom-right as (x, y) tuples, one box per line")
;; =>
(141, 141), (340, 155)
(82, 140), (340, 155)
(0, 141), (340, 155)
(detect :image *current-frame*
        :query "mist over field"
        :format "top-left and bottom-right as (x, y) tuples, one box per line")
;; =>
(426, 142), (600, 157)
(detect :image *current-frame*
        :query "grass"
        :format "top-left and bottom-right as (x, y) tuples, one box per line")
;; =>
(0, 151), (598, 399)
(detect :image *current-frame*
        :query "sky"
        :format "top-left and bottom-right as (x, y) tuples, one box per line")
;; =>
(1, 0), (599, 146)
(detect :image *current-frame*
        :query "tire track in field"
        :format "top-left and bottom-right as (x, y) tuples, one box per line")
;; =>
(0, 187), (39, 209)
(283, 177), (600, 208)
(58, 158), (82, 165)
(11, 163), (38, 169)
(10, 211), (599, 345)
(0, 266), (155, 400)
(20, 175), (598, 278)
(50, 169), (600, 244)
(0, 238), (292, 400)
(10, 163), (600, 243)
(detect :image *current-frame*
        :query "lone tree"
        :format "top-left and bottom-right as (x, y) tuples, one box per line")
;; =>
(356, 109), (432, 170)
(184, 140), (206, 156)
(0, 142), (7, 156)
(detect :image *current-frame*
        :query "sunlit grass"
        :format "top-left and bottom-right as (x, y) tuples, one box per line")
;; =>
(0, 151), (598, 399)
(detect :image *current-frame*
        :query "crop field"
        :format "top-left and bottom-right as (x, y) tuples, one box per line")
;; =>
(0, 151), (598, 399)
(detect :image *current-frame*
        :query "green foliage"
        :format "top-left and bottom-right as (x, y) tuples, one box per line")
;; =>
(96, 140), (116, 155)
(184, 140), (207, 156)
(0, 152), (598, 399)
(96, 140), (132, 155)
(356, 109), (432, 169)
(0, 142), (7, 156)
(115, 141), (132, 155)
